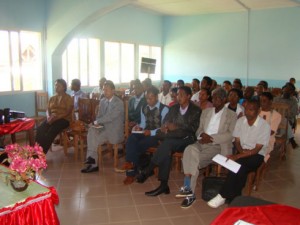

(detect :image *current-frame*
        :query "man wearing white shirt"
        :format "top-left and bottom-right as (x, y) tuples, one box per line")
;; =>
(208, 99), (270, 208)
(177, 88), (237, 208)
(158, 80), (172, 105)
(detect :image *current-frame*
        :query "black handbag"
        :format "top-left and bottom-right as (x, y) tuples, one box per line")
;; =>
(202, 176), (226, 201)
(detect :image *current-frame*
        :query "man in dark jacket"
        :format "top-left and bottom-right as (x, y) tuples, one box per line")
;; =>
(137, 86), (201, 196)
(128, 81), (147, 126)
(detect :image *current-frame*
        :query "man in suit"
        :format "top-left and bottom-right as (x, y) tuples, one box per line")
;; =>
(81, 80), (124, 173)
(128, 81), (147, 127)
(136, 86), (201, 197)
(177, 88), (237, 208)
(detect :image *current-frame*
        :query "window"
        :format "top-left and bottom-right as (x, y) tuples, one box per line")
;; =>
(0, 30), (42, 92)
(62, 39), (161, 85)
(62, 38), (100, 86)
(138, 45), (161, 81)
(104, 42), (134, 84)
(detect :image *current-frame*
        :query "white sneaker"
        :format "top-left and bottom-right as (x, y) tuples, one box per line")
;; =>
(207, 194), (226, 208)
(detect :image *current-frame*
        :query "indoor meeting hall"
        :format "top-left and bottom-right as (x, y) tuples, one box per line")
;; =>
(1, 0), (300, 224)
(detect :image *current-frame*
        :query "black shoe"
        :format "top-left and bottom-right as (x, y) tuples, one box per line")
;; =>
(181, 195), (196, 208)
(81, 164), (99, 173)
(84, 156), (96, 165)
(136, 170), (154, 183)
(290, 139), (298, 149)
(145, 185), (170, 197)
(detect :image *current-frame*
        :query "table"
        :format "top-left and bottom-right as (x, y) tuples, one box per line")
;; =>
(0, 118), (35, 146)
(211, 196), (300, 225)
(0, 165), (59, 225)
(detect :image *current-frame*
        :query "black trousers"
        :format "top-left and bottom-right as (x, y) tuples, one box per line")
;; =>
(35, 119), (69, 153)
(220, 154), (264, 201)
(151, 136), (195, 182)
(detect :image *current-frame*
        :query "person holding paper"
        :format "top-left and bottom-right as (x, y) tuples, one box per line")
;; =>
(122, 86), (169, 185)
(177, 88), (237, 208)
(136, 86), (201, 197)
(208, 99), (270, 208)
(81, 80), (124, 173)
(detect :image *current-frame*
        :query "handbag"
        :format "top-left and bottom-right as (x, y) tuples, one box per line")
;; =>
(202, 176), (226, 201)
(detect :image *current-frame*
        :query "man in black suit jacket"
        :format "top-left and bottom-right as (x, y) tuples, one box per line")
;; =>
(137, 86), (201, 197)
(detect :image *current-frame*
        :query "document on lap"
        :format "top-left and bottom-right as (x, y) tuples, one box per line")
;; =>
(212, 154), (241, 173)
(131, 130), (144, 134)
(91, 124), (104, 129)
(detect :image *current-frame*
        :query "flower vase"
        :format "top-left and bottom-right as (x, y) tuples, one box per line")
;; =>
(10, 180), (29, 192)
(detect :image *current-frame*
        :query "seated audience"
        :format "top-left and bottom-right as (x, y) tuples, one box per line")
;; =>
(201, 76), (213, 90)
(136, 86), (201, 197)
(178, 88), (236, 208)
(258, 80), (269, 92)
(199, 88), (213, 110)
(273, 82), (299, 148)
(259, 92), (281, 162)
(233, 79), (243, 90)
(158, 80), (172, 105)
(210, 79), (217, 91)
(177, 79), (185, 88)
(81, 80), (124, 173)
(36, 79), (73, 154)
(169, 87), (178, 107)
(122, 86), (169, 184)
(223, 80), (232, 94)
(241, 86), (255, 107)
(191, 78), (201, 102)
(91, 77), (106, 99)
(289, 77), (299, 100)
(207, 99), (270, 208)
(225, 88), (244, 118)
(71, 79), (87, 111)
(142, 78), (152, 95)
(128, 81), (147, 126)
(253, 83), (264, 101)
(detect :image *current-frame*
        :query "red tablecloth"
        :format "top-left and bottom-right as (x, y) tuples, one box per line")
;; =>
(0, 186), (59, 225)
(0, 118), (35, 135)
(211, 204), (300, 225)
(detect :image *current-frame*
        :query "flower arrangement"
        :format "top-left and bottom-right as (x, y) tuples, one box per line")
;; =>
(1, 143), (47, 186)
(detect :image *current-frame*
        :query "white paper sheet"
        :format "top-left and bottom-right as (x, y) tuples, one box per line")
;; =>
(131, 130), (144, 134)
(212, 154), (241, 173)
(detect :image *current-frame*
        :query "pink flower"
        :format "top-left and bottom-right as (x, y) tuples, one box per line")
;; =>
(10, 156), (28, 173)
(4, 144), (47, 181)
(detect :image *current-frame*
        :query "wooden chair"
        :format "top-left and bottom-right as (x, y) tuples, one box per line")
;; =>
(73, 98), (99, 160)
(271, 88), (282, 97)
(31, 91), (48, 126)
(272, 102), (289, 160)
(146, 146), (183, 173)
(97, 97), (128, 171)
(245, 162), (267, 196)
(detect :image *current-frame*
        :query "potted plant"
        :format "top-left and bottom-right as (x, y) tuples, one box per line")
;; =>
(0, 143), (47, 192)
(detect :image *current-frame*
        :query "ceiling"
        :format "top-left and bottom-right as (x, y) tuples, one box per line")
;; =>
(134, 0), (300, 16)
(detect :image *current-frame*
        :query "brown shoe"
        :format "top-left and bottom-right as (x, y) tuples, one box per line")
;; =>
(121, 162), (134, 170)
(123, 176), (135, 185)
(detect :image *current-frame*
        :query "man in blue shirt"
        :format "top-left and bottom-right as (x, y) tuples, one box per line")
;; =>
(122, 86), (169, 185)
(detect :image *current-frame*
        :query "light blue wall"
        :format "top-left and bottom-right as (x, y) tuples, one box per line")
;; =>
(163, 7), (300, 87)
(0, 0), (46, 116)
(46, 1), (163, 95)
(0, 0), (45, 30)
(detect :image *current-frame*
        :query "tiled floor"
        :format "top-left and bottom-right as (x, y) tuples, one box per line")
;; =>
(38, 130), (300, 225)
